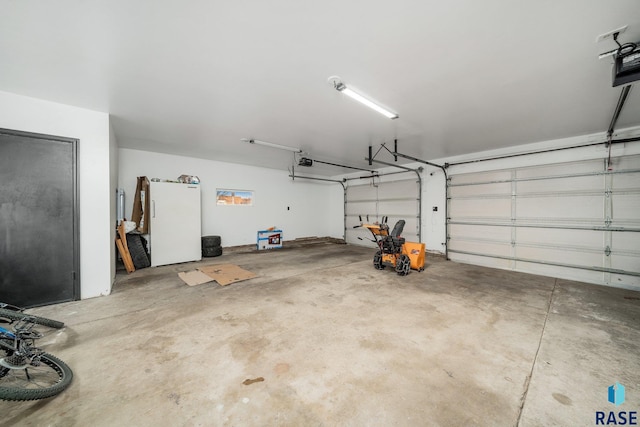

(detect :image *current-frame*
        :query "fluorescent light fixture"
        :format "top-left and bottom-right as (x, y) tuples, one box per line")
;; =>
(330, 77), (398, 119)
(241, 138), (302, 153)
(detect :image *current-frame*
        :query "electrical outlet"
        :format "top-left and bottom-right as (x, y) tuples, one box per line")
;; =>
(596, 25), (628, 43)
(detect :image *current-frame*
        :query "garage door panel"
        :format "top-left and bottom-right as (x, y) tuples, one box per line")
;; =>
(612, 232), (640, 252)
(450, 224), (512, 241)
(449, 182), (510, 198)
(515, 196), (603, 220)
(378, 200), (419, 216)
(515, 160), (601, 179)
(450, 170), (511, 185)
(346, 176), (420, 247)
(612, 171), (640, 190)
(516, 246), (602, 267)
(610, 273), (640, 288)
(449, 239), (511, 257)
(345, 201), (376, 217)
(611, 194), (640, 226)
(611, 254), (640, 273)
(611, 154), (640, 171)
(448, 154), (639, 289)
(450, 198), (511, 219)
(517, 176), (602, 194)
(516, 227), (604, 249)
(449, 252), (512, 270)
(515, 261), (605, 285)
(376, 179), (418, 198)
(347, 185), (376, 199)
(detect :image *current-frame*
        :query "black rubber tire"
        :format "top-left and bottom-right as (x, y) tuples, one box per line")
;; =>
(202, 246), (223, 257)
(396, 254), (411, 276)
(201, 235), (221, 248)
(0, 340), (13, 380)
(0, 353), (73, 401)
(126, 234), (151, 269)
(0, 339), (12, 352)
(373, 250), (385, 270)
(0, 308), (64, 329)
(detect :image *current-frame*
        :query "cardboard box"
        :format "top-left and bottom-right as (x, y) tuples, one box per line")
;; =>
(257, 230), (282, 250)
(131, 176), (150, 233)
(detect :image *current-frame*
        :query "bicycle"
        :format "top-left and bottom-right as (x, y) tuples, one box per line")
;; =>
(0, 303), (73, 401)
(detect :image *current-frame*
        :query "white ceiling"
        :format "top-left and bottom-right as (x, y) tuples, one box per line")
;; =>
(1, 1), (639, 175)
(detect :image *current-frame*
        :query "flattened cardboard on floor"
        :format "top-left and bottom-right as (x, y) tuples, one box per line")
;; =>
(198, 264), (256, 286)
(178, 270), (215, 286)
(178, 264), (256, 286)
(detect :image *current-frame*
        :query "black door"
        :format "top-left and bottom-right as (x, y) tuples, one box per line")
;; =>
(0, 129), (79, 307)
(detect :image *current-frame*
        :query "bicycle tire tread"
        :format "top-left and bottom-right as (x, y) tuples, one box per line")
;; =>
(0, 308), (64, 329)
(0, 353), (73, 401)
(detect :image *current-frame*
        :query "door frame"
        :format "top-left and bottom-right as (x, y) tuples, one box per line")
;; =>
(0, 128), (80, 304)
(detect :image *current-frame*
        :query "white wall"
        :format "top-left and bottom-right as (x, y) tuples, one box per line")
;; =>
(109, 121), (119, 286)
(0, 90), (114, 299)
(118, 148), (342, 247)
(422, 166), (447, 253)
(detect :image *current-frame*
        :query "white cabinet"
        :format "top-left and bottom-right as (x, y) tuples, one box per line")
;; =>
(149, 181), (201, 267)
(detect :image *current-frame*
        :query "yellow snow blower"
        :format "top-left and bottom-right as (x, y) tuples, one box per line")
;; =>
(357, 217), (425, 275)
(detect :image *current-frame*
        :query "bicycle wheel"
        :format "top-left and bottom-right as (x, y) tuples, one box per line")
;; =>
(0, 340), (13, 380)
(0, 308), (64, 329)
(0, 339), (12, 354)
(0, 353), (73, 401)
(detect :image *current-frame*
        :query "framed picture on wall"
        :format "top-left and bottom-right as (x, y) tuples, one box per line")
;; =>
(216, 189), (253, 206)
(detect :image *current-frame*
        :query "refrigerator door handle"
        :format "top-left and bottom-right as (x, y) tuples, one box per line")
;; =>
(152, 200), (156, 218)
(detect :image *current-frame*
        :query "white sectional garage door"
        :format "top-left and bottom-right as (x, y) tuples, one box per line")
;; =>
(447, 155), (640, 288)
(345, 176), (421, 247)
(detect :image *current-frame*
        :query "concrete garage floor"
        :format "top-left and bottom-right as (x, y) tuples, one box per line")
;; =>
(3, 241), (639, 426)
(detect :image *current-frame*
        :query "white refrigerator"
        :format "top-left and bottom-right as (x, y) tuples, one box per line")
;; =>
(149, 181), (201, 267)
